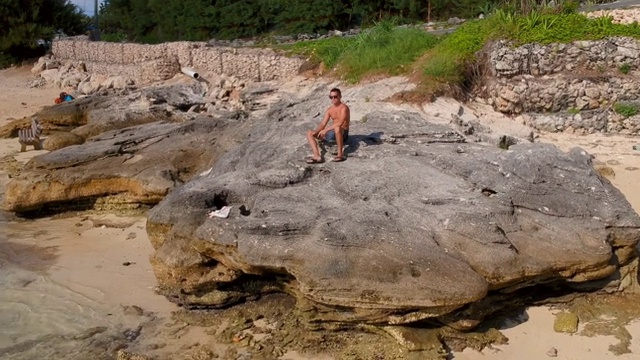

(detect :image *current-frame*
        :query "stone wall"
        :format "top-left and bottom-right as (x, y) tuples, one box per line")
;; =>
(480, 37), (640, 135)
(52, 38), (306, 84)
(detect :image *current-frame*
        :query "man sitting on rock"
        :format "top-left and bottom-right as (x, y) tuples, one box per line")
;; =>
(305, 88), (350, 163)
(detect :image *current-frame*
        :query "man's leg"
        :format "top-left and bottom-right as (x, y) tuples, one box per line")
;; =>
(306, 130), (322, 161)
(335, 128), (345, 160)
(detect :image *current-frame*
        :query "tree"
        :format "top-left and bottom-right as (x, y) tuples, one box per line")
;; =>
(0, 0), (88, 67)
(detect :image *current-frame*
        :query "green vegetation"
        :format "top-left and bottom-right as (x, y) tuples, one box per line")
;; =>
(619, 63), (631, 74)
(279, 3), (640, 88)
(613, 102), (639, 118)
(97, 0), (498, 43)
(0, 0), (89, 68)
(567, 107), (580, 115)
(422, 11), (640, 89)
(283, 21), (440, 83)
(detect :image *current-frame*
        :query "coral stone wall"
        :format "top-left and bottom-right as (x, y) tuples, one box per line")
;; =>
(481, 37), (640, 134)
(52, 39), (306, 83)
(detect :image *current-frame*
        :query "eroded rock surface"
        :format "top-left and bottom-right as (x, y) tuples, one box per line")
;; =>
(146, 84), (640, 328)
(3, 115), (242, 213)
(0, 81), (222, 140)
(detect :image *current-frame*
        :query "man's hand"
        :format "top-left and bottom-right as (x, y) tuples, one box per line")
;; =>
(318, 129), (329, 138)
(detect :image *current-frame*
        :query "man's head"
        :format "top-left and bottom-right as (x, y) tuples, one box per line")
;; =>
(329, 88), (341, 104)
(60, 92), (67, 99)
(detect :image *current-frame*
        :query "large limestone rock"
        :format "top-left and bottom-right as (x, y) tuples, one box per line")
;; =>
(3, 116), (242, 212)
(145, 85), (640, 328)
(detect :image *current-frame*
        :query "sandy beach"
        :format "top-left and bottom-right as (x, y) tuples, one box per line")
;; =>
(1, 64), (640, 360)
(0, 66), (218, 359)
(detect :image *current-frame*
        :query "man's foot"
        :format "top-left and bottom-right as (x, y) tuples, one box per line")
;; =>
(306, 157), (324, 164)
(331, 156), (346, 162)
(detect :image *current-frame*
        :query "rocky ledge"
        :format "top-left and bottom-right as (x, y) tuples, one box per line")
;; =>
(1, 78), (249, 213)
(4, 77), (640, 335)
(145, 83), (640, 329)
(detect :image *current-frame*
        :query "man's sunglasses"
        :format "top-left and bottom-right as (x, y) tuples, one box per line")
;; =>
(329, 95), (339, 99)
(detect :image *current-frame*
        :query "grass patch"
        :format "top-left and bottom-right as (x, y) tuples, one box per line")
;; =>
(280, 21), (441, 83)
(421, 11), (640, 91)
(422, 20), (495, 85)
(613, 102), (639, 118)
(338, 23), (441, 83)
(282, 36), (355, 70)
(283, 9), (640, 92)
(619, 63), (631, 75)
(511, 13), (640, 44)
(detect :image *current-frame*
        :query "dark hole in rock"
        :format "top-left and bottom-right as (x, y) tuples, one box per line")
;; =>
(16, 196), (151, 219)
(498, 135), (517, 150)
(481, 188), (497, 197)
(202, 259), (218, 267)
(205, 193), (228, 210)
(239, 205), (251, 216)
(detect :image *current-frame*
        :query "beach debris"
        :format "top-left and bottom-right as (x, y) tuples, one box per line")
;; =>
(123, 326), (142, 341)
(633, 144), (640, 151)
(546, 347), (558, 357)
(209, 206), (232, 219)
(122, 261), (135, 266)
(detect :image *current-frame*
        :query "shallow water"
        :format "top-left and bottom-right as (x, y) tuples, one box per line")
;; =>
(0, 217), (116, 354)
(0, 213), (187, 359)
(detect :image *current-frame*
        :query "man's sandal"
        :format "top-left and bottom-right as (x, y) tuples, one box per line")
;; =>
(331, 156), (346, 162)
(306, 157), (324, 164)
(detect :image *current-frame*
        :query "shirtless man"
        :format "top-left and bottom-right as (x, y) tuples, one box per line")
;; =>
(306, 88), (350, 163)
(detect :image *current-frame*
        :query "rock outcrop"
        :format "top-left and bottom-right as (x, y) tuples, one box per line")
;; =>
(4, 75), (639, 333)
(0, 79), (247, 141)
(3, 115), (243, 213)
(144, 84), (640, 328)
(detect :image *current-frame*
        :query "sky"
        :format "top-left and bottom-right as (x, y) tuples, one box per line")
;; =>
(70, 0), (103, 16)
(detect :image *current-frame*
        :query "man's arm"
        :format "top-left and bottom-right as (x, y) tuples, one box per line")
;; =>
(313, 110), (332, 134)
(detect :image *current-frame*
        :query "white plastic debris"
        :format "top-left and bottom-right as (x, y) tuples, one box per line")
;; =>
(209, 206), (232, 219)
